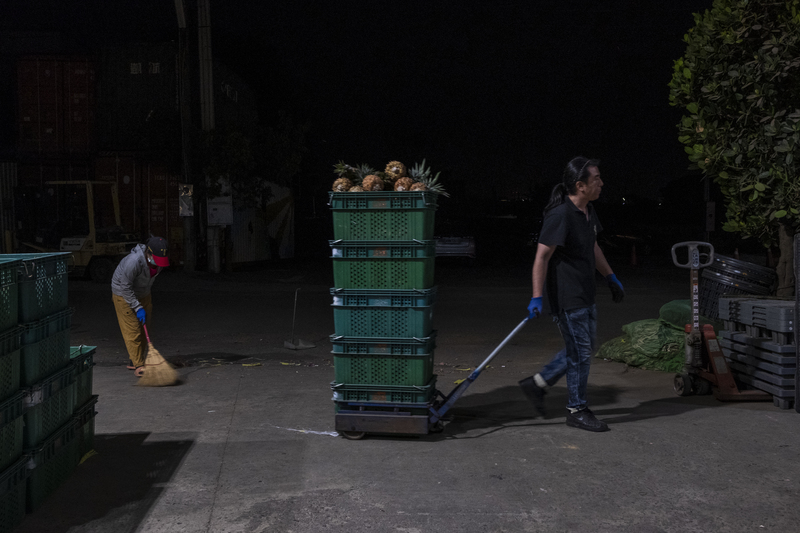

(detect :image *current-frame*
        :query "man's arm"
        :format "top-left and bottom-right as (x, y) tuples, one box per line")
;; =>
(532, 243), (557, 298)
(594, 242), (613, 278)
(596, 242), (625, 303)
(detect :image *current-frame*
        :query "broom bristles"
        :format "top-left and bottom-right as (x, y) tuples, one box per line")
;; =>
(137, 342), (179, 387)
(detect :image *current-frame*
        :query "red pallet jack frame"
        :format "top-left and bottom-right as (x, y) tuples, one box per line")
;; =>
(671, 241), (772, 401)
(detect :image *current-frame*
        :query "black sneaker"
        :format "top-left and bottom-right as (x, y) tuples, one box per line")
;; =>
(565, 408), (609, 432)
(518, 376), (546, 416)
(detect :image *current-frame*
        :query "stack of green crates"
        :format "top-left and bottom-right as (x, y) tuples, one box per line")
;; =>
(329, 191), (439, 416)
(0, 253), (98, 519)
(0, 257), (27, 530)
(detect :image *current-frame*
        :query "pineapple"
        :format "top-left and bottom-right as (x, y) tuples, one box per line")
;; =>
(409, 159), (449, 197)
(349, 185), (364, 192)
(332, 177), (353, 192)
(385, 160), (407, 183)
(394, 177), (414, 191)
(362, 174), (385, 191)
(410, 182), (427, 192)
(355, 164), (376, 181)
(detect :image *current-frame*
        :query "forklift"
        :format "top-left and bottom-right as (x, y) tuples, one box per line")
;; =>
(20, 180), (139, 283)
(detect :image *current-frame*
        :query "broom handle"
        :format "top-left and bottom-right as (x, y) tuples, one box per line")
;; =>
(143, 323), (151, 344)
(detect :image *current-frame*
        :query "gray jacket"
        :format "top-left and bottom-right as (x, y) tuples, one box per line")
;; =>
(111, 244), (161, 311)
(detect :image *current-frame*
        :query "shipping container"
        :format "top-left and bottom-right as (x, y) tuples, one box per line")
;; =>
(94, 153), (140, 236)
(14, 161), (91, 249)
(16, 56), (96, 155)
(94, 154), (182, 265)
(141, 160), (182, 266)
(0, 162), (17, 252)
(97, 43), (180, 152)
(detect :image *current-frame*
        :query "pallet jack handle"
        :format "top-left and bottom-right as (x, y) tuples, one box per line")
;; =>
(429, 317), (530, 424)
(671, 241), (714, 270)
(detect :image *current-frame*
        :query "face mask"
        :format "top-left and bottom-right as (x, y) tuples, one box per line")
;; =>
(147, 257), (158, 267)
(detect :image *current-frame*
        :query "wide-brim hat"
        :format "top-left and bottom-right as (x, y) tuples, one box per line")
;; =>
(146, 236), (170, 267)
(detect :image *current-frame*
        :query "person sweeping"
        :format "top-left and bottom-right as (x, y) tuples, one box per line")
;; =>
(111, 236), (175, 382)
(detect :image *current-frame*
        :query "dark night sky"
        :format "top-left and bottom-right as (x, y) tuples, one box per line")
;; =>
(1, 0), (714, 204)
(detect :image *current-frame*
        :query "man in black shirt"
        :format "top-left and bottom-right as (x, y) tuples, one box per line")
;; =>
(519, 157), (624, 432)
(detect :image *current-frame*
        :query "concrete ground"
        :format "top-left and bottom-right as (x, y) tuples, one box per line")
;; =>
(15, 256), (800, 533)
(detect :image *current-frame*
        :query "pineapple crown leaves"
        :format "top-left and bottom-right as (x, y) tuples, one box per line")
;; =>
(409, 159), (432, 181)
(355, 163), (376, 181)
(409, 159), (449, 197)
(333, 161), (375, 184)
(422, 170), (449, 197)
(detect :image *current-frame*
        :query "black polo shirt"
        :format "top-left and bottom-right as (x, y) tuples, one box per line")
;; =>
(538, 197), (603, 315)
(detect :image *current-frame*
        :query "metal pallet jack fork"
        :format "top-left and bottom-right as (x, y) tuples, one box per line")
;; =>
(671, 241), (771, 402)
(335, 317), (531, 439)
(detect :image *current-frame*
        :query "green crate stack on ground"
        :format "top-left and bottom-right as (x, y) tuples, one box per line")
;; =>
(329, 191), (439, 418)
(0, 253), (98, 519)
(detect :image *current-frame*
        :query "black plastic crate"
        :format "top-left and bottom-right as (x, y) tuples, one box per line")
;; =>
(20, 309), (73, 387)
(24, 418), (79, 512)
(70, 346), (96, 408)
(0, 457), (29, 533)
(3, 253), (70, 323)
(22, 365), (76, 448)
(74, 395), (98, 459)
(0, 327), (21, 402)
(0, 392), (24, 474)
(0, 259), (20, 333)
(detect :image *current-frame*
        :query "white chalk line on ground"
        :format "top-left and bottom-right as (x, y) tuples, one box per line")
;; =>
(272, 425), (339, 437)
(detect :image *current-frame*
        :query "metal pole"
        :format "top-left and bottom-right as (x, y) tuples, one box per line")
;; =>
(794, 233), (799, 413)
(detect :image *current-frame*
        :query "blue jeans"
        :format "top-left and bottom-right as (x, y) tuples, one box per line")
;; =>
(539, 305), (597, 410)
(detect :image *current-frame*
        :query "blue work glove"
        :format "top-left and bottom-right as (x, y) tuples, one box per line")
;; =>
(606, 274), (625, 303)
(136, 308), (146, 325)
(528, 297), (543, 319)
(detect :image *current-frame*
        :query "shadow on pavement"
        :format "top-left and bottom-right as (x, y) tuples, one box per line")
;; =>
(426, 384), (719, 439)
(17, 433), (194, 533)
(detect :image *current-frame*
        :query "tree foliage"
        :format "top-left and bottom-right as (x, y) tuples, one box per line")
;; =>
(197, 113), (309, 209)
(668, 0), (800, 248)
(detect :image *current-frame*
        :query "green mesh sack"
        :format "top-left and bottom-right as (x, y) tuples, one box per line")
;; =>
(659, 299), (724, 332)
(597, 318), (686, 373)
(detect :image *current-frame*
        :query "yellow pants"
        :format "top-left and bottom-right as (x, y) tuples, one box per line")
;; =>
(112, 293), (152, 367)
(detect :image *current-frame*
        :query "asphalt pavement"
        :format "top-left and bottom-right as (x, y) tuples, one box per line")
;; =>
(15, 256), (800, 533)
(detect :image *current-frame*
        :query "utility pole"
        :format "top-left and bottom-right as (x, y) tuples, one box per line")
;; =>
(197, 0), (221, 274)
(174, 0), (195, 271)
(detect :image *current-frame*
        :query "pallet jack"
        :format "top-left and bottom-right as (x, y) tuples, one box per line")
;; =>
(671, 241), (771, 401)
(335, 317), (532, 439)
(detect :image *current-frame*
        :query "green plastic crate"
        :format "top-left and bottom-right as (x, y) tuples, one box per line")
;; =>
(334, 351), (434, 386)
(330, 376), (437, 404)
(329, 190), (438, 210)
(74, 395), (98, 459)
(332, 303), (434, 338)
(3, 253), (70, 323)
(329, 331), (437, 355)
(0, 457), (29, 533)
(20, 309), (73, 387)
(332, 209), (436, 241)
(22, 366), (76, 448)
(24, 418), (79, 512)
(0, 328), (21, 402)
(0, 259), (20, 332)
(330, 287), (437, 307)
(0, 393), (23, 474)
(70, 346), (96, 408)
(330, 240), (435, 289)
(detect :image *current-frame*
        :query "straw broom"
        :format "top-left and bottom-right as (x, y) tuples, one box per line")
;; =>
(137, 324), (179, 387)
